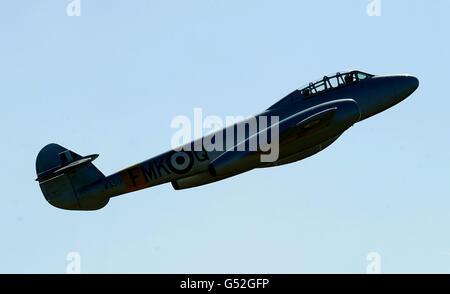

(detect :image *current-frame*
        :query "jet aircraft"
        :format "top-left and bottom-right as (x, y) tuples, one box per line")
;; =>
(35, 70), (419, 210)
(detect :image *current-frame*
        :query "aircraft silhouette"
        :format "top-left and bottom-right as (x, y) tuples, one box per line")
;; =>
(35, 70), (419, 210)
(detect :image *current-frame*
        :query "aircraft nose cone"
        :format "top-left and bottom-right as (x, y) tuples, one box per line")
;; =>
(397, 75), (419, 98)
(356, 74), (419, 121)
(409, 75), (419, 89)
(405, 75), (419, 92)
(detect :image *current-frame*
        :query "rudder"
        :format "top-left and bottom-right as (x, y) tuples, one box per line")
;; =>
(35, 143), (109, 210)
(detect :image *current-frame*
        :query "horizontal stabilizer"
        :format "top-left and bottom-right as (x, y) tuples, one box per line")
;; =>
(35, 143), (108, 210)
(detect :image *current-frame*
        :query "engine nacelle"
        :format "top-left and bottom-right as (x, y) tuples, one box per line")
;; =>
(208, 99), (360, 178)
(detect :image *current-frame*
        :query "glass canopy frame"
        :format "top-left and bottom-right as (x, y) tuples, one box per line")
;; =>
(300, 71), (374, 98)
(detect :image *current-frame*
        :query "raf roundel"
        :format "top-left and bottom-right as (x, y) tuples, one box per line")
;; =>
(166, 151), (194, 174)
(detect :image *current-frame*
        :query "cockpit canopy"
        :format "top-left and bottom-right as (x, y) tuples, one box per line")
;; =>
(300, 70), (374, 98)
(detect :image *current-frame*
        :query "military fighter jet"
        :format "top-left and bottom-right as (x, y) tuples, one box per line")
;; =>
(35, 70), (419, 210)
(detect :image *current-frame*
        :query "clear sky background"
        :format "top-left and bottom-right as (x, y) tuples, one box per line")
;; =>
(0, 0), (449, 273)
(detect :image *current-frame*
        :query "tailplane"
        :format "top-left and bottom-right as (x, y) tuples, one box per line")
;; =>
(35, 143), (109, 210)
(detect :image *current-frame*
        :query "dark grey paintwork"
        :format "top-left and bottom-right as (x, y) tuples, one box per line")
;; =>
(35, 70), (419, 210)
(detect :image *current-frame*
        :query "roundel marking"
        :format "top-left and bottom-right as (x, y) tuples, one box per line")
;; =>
(166, 151), (194, 174)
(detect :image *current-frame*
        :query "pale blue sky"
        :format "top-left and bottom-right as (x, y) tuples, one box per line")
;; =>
(0, 0), (449, 273)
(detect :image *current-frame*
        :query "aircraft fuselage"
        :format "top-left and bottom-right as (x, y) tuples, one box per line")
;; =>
(35, 70), (419, 210)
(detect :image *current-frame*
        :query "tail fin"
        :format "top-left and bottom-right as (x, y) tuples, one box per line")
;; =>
(35, 143), (109, 210)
